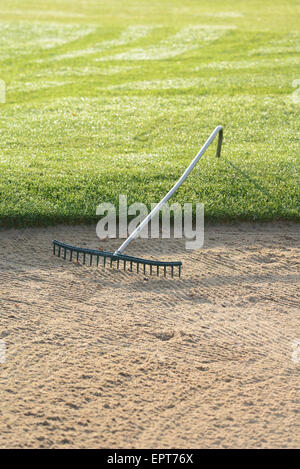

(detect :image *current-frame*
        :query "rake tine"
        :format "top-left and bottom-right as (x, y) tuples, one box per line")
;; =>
(53, 244), (56, 255)
(76, 251), (79, 262)
(96, 255), (99, 267)
(137, 262), (139, 273)
(70, 249), (73, 261)
(103, 256), (106, 267)
(90, 254), (93, 266)
(164, 266), (166, 277)
(150, 265), (153, 275)
(117, 259), (120, 269)
(143, 264), (146, 275)
(124, 260), (126, 270)
(110, 257), (113, 268)
(157, 265), (159, 276)
(83, 252), (86, 265)
(58, 246), (61, 257)
(63, 248), (67, 260)
(130, 261), (133, 272)
(171, 266), (174, 278)
(179, 265), (181, 278)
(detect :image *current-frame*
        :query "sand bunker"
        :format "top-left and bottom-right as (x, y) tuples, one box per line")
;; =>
(0, 222), (299, 448)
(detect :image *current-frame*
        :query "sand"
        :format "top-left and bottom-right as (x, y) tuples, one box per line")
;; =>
(0, 222), (299, 448)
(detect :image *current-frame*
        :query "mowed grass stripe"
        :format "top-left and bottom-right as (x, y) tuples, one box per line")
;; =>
(0, 0), (299, 226)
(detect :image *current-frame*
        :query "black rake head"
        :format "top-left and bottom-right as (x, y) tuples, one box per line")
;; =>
(53, 240), (182, 278)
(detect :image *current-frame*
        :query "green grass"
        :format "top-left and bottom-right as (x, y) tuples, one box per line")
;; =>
(0, 0), (299, 226)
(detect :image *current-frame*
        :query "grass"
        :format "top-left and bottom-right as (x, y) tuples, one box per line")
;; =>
(0, 0), (299, 227)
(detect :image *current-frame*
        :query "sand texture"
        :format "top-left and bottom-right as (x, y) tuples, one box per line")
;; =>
(0, 222), (299, 448)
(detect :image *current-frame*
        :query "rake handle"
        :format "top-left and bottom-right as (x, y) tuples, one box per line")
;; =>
(114, 125), (223, 255)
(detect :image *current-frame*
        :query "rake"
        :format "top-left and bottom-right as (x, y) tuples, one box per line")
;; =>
(53, 125), (223, 277)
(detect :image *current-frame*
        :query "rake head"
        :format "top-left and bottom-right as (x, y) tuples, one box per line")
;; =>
(53, 240), (182, 278)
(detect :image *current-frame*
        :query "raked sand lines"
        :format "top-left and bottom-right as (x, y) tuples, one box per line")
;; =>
(0, 223), (299, 448)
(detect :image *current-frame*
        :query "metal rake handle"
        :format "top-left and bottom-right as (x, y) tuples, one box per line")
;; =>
(114, 125), (223, 255)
